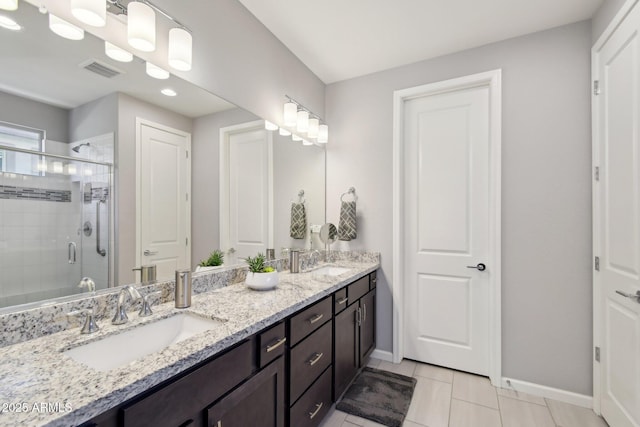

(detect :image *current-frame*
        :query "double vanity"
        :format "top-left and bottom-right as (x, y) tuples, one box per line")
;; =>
(0, 252), (379, 427)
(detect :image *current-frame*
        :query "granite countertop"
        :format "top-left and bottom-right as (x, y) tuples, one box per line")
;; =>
(0, 259), (379, 427)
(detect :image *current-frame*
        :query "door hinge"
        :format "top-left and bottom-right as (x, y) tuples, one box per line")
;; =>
(594, 166), (599, 181)
(595, 256), (600, 271)
(186, 193), (189, 201)
(593, 80), (600, 96)
(595, 346), (600, 362)
(186, 237), (189, 246)
(186, 151), (189, 158)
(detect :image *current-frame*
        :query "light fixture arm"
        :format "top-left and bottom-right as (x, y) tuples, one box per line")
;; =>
(138, 0), (191, 32)
(285, 95), (324, 122)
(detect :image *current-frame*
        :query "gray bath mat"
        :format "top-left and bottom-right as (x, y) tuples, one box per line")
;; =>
(336, 367), (417, 427)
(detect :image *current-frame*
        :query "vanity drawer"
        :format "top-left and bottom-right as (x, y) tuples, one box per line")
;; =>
(290, 367), (332, 427)
(290, 321), (332, 404)
(290, 296), (332, 346)
(122, 340), (253, 427)
(334, 288), (348, 314)
(259, 321), (286, 368)
(348, 275), (369, 303)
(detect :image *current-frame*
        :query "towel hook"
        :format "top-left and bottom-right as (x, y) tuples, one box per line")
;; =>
(293, 189), (305, 204)
(340, 187), (357, 202)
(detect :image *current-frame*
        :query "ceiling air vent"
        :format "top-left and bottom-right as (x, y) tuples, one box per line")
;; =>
(80, 59), (123, 79)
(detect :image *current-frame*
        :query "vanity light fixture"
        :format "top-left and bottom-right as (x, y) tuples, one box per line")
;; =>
(71, 0), (106, 27)
(161, 88), (177, 97)
(307, 118), (319, 139)
(279, 128), (291, 136)
(0, 0), (17, 11)
(146, 62), (169, 79)
(296, 110), (309, 133)
(0, 15), (20, 30)
(264, 120), (278, 131)
(291, 134), (302, 142)
(302, 139), (313, 146)
(105, 41), (133, 62)
(127, 1), (155, 52)
(317, 124), (328, 144)
(49, 14), (84, 40)
(168, 27), (192, 71)
(66, 164), (78, 175)
(52, 161), (64, 174)
(283, 102), (297, 127)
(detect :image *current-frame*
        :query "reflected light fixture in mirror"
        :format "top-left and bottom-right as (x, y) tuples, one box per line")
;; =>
(0, 0), (17, 11)
(317, 124), (328, 143)
(105, 41), (133, 62)
(296, 110), (309, 133)
(146, 62), (170, 79)
(127, 1), (155, 52)
(264, 120), (278, 131)
(292, 134), (302, 142)
(302, 139), (313, 146)
(283, 96), (329, 144)
(71, 0), (106, 27)
(161, 88), (177, 97)
(0, 14), (20, 30)
(279, 128), (291, 136)
(168, 27), (192, 71)
(308, 118), (319, 139)
(49, 14), (84, 40)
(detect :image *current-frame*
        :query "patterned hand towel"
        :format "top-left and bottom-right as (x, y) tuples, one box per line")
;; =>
(338, 200), (357, 241)
(290, 202), (307, 239)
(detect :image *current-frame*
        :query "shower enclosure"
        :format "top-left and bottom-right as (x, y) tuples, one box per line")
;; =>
(0, 144), (113, 308)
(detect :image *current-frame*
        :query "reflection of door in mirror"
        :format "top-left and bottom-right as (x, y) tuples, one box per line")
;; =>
(137, 119), (191, 281)
(220, 121), (273, 262)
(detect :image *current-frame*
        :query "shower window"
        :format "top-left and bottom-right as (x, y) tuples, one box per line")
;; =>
(0, 121), (45, 176)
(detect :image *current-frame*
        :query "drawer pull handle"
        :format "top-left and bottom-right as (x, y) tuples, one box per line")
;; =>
(266, 337), (287, 353)
(308, 402), (323, 419)
(309, 313), (324, 324)
(215, 421), (222, 427)
(337, 297), (348, 305)
(372, 278), (377, 284)
(308, 352), (324, 366)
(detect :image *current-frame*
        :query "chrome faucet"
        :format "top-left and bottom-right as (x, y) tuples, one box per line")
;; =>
(112, 285), (142, 325)
(67, 308), (100, 334)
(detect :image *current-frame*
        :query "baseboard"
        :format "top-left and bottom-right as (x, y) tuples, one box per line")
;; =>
(501, 377), (593, 409)
(370, 349), (393, 362)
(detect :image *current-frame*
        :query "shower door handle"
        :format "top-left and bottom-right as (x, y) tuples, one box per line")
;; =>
(68, 242), (77, 264)
(96, 200), (106, 257)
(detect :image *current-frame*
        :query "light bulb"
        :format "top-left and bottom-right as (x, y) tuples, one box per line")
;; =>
(128, 1), (155, 52)
(0, 0), (17, 11)
(279, 128), (291, 136)
(168, 27), (192, 71)
(308, 118), (319, 139)
(71, 0), (106, 27)
(292, 134), (302, 142)
(161, 88), (177, 97)
(302, 139), (313, 146)
(0, 15), (20, 30)
(265, 120), (278, 131)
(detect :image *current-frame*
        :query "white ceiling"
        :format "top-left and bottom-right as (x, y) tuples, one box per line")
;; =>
(238, 0), (603, 83)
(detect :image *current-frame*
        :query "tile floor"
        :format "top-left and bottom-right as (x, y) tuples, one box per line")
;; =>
(319, 358), (608, 427)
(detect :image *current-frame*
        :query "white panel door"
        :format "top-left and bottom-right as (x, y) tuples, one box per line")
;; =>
(403, 85), (490, 375)
(139, 121), (190, 281)
(595, 4), (640, 426)
(228, 128), (271, 260)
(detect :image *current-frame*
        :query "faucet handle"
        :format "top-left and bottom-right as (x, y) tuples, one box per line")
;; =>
(138, 291), (161, 317)
(67, 309), (100, 334)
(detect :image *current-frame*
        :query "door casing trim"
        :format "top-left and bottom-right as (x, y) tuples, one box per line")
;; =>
(392, 69), (502, 385)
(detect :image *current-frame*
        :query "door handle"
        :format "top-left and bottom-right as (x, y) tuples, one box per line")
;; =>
(467, 263), (486, 271)
(616, 290), (640, 302)
(143, 249), (158, 256)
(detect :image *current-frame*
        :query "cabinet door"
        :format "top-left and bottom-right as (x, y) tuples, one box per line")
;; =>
(359, 290), (376, 366)
(334, 302), (359, 400)
(207, 357), (285, 427)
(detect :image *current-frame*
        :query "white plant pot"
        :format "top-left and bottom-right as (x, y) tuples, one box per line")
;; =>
(245, 271), (279, 290)
(195, 265), (224, 273)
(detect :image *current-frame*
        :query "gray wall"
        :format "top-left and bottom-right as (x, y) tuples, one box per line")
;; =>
(325, 21), (593, 395)
(0, 91), (69, 143)
(592, 0), (628, 42)
(117, 93), (194, 284)
(191, 107), (259, 268)
(69, 92), (118, 142)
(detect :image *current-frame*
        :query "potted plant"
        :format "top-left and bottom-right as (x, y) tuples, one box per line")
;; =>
(196, 249), (225, 272)
(244, 253), (279, 290)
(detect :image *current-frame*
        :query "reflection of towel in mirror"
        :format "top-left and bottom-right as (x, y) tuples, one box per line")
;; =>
(290, 202), (307, 239)
(338, 201), (357, 241)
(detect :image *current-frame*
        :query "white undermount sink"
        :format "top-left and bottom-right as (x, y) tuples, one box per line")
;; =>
(64, 313), (225, 372)
(312, 266), (351, 276)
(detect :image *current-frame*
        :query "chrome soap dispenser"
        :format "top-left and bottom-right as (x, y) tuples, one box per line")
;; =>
(175, 269), (192, 308)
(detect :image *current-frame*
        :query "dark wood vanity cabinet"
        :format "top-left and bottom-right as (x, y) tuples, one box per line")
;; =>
(80, 271), (377, 427)
(334, 272), (377, 400)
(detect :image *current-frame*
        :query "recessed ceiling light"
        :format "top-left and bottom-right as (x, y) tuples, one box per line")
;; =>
(161, 88), (177, 97)
(0, 15), (20, 31)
